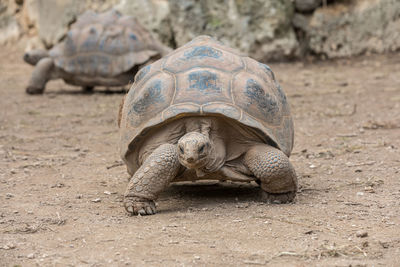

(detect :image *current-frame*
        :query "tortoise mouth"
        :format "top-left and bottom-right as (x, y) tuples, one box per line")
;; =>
(179, 156), (208, 169)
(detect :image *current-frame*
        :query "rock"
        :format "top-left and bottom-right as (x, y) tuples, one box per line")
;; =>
(2, 243), (16, 250)
(20, 0), (39, 34)
(21, 0), (118, 48)
(115, 0), (172, 46)
(27, 253), (35, 259)
(24, 35), (45, 52)
(292, 13), (310, 32)
(116, 0), (300, 61)
(0, 1), (22, 45)
(307, 0), (400, 58)
(295, 0), (321, 13)
(34, 0), (82, 47)
(356, 230), (368, 238)
(170, 0), (298, 61)
(167, 0), (299, 61)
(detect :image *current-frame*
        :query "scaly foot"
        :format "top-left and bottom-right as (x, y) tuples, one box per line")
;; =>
(26, 86), (44, 94)
(124, 196), (156, 215)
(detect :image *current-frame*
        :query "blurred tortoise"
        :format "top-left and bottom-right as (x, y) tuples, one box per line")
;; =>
(118, 36), (297, 215)
(23, 9), (171, 94)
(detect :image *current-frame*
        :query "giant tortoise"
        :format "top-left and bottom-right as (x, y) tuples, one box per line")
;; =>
(118, 36), (297, 215)
(23, 9), (171, 94)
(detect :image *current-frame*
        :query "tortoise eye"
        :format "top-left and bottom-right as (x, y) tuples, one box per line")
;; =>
(198, 144), (205, 153)
(179, 145), (184, 153)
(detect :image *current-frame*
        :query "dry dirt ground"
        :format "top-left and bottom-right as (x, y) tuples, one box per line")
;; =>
(1, 44), (399, 267)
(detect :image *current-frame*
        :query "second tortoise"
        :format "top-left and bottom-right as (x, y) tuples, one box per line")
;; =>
(24, 9), (171, 94)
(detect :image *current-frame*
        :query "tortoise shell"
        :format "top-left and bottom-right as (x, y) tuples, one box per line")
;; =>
(120, 35), (294, 169)
(49, 9), (161, 77)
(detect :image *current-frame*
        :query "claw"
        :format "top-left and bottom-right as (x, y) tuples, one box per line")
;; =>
(126, 206), (134, 214)
(145, 206), (153, 214)
(124, 196), (157, 215)
(138, 209), (146, 215)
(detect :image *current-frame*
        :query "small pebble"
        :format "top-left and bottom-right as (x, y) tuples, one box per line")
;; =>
(27, 253), (35, 259)
(2, 243), (16, 250)
(364, 186), (375, 193)
(356, 230), (368, 238)
(91, 198), (101, 203)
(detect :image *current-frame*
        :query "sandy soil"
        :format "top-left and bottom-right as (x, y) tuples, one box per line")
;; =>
(1, 45), (400, 267)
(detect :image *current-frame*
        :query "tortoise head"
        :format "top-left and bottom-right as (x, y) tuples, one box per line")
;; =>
(23, 50), (49, 65)
(177, 132), (211, 170)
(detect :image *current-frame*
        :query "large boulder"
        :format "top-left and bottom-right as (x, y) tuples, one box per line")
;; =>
(114, 0), (172, 46)
(116, 0), (299, 61)
(307, 0), (400, 58)
(35, 0), (81, 47)
(21, 0), (119, 48)
(167, 0), (299, 61)
(0, 0), (22, 45)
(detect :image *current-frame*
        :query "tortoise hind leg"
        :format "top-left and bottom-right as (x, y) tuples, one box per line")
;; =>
(243, 145), (298, 203)
(26, 58), (54, 94)
(124, 144), (181, 215)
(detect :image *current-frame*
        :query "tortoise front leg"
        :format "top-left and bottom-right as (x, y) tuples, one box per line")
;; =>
(244, 145), (298, 203)
(124, 144), (181, 215)
(26, 58), (54, 94)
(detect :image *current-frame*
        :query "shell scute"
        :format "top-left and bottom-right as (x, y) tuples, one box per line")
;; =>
(202, 103), (241, 120)
(244, 57), (275, 85)
(232, 71), (282, 126)
(162, 104), (201, 119)
(125, 72), (174, 128)
(163, 44), (244, 74)
(173, 69), (232, 105)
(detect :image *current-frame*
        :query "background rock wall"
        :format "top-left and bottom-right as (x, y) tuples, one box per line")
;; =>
(1, 0), (399, 61)
(306, 0), (400, 58)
